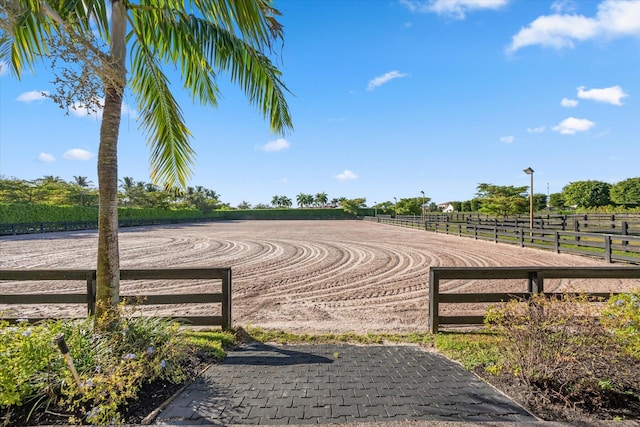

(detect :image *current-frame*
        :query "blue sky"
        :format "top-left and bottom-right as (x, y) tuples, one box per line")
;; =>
(1, 0), (639, 207)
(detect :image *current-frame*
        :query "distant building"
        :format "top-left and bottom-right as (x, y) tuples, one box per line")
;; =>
(437, 202), (455, 213)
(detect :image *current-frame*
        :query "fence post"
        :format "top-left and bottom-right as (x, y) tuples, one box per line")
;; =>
(493, 226), (498, 243)
(527, 271), (543, 294)
(605, 235), (612, 263)
(222, 269), (232, 330)
(519, 228), (524, 247)
(86, 271), (96, 316)
(554, 231), (560, 253)
(428, 269), (439, 334)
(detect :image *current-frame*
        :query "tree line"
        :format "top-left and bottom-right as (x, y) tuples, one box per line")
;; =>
(0, 176), (228, 212)
(444, 178), (640, 217)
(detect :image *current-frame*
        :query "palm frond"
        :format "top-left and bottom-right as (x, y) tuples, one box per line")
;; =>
(129, 41), (195, 188)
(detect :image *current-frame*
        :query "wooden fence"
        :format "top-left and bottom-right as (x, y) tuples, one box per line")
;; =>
(425, 212), (640, 236)
(0, 268), (232, 329)
(367, 216), (640, 265)
(428, 266), (640, 333)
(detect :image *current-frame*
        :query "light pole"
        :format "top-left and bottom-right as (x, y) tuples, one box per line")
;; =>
(524, 167), (534, 231)
(374, 201), (377, 217)
(420, 190), (425, 222)
(393, 197), (397, 218)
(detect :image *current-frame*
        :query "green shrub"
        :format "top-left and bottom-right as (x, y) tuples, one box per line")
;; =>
(485, 294), (639, 414)
(1, 310), (196, 425)
(601, 289), (640, 358)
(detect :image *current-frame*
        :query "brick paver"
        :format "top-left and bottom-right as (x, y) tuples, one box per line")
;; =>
(154, 343), (536, 425)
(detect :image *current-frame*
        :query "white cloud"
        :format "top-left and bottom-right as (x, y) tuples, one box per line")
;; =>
(260, 138), (290, 152)
(500, 136), (515, 143)
(400, 0), (509, 19)
(63, 149), (94, 160)
(551, 0), (577, 14)
(561, 98), (579, 107)
(507, 0), (640, 52)
(577, 85), (628, 105)
(552, 117), (595, 134)
(38, 152), (55, 162)
(526, 126), (546, 133)
(367, 71), (408, 91)
(16, 90), (49, 103)
(335, 170), (358, 181)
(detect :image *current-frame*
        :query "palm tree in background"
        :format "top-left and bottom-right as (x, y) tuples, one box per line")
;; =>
(73, 175), (92, 187)
(315, 192), (328, 207)
(1, 0), (293, 329)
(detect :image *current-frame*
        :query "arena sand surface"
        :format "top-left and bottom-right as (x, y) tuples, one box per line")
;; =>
(1, 220), (638, 333)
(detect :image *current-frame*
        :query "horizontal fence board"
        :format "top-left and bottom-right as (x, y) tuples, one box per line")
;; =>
(120, 268), (229, 280)
(439, 315), (485, 325)
(432, 266), (640, 279)
(120, 294), (224, 304)
(0, 270), (94, 280)
(0, 294), (88, 304)
(439, 293), (529, 303)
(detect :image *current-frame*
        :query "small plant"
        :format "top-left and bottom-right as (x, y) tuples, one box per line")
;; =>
(1, 307), (198, 425)
(601, 289), (640, 358)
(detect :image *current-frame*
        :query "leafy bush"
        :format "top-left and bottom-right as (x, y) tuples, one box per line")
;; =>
(601, 289), (640, 358)
(485, 294), (640, 415)
(1, 310), (196, 425)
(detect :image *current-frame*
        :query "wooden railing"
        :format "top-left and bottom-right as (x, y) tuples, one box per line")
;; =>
(428, 266), (640, 333)
(0, 268), (232, 329)
(367, 216), (640, 265)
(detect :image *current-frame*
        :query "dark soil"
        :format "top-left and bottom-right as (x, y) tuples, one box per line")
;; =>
(476, 363), (640, 422)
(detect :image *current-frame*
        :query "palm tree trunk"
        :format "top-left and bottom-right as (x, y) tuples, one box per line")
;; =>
(95, 0), (127, 330)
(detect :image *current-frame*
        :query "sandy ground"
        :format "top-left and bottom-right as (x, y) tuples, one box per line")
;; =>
(1, 220), (638, 334)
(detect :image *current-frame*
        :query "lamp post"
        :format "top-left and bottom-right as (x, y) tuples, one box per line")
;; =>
(420, 190), (425, 223)
(523, 167), (534, 231)
(393, 197), (397, 218)
(374, 201), (377, 217)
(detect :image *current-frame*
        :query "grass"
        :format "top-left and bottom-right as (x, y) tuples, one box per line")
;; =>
(212, 326), (501, 372)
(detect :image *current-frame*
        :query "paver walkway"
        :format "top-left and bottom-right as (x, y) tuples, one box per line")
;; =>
(154, 343), (537, 425)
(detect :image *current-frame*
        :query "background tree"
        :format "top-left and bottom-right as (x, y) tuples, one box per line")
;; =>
(549, 192), (565, 209)
(296, 193), (313, 208)
(375, 201), (394, 215)
(533, 193), (548, 211)
(395, 197), (427, 215)
(340, 197), (366, 215)
(315, 192), (328, 207)
(237, 201), (252, 210)
(562, 180), (611, 208)
(475, 183), (528, 217)
(1, 0), (292, 328)
(610, 177), (640, 207)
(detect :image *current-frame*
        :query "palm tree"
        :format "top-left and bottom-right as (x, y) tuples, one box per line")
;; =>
(271, 195), (281, 207)
(280, 195), (292, 208)
(73, 176), (92, 188)
(296, 193), (306, 208)
(315, 192), (328, 207)
(2, 0), (292, 328)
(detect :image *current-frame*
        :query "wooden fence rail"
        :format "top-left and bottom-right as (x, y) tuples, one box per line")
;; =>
(0, 268), (232, 329)
(367, 216), (640, 265)
(428, 266), (640, 333)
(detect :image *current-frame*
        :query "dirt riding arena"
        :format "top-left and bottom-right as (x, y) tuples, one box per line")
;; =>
(1, 220), (638, 333)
